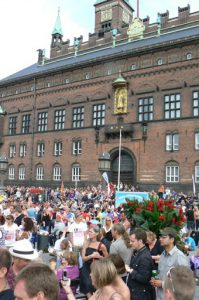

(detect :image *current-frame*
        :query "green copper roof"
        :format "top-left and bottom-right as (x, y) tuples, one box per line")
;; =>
(52, 10), (63, 36)
(113, 72), (127, 85)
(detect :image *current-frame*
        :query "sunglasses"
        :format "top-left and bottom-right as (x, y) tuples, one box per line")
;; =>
(167, 267), (175, 294)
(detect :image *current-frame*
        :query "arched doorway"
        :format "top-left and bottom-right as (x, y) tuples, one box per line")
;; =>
(110, 148), (136, 185)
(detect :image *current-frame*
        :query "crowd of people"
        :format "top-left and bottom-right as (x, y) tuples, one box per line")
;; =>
(0, 184), (198, 300)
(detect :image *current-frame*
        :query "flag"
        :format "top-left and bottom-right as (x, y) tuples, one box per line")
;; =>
(102, 172), (110, 195)
(192, 174), (196, 195)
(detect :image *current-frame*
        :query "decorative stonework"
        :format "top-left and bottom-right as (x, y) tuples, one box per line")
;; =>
(127, 18), (145, 41)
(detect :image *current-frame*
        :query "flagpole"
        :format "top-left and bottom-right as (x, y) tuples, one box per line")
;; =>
(137, 0), (140, 18)
(117, 128), (122, 191)
(192, 174), (196, 195)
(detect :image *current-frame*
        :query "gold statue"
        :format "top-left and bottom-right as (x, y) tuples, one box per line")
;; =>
(114, 87), (127, 114)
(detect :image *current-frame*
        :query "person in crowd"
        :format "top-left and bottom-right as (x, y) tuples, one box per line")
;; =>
(110, 223), (132, 265)
(0, 248), (14, 299)
(90, 259), (124, 300)
(151, 227), (189, 300)
(146, 231), (164, 269)
(27, 203), (37, 220)
(68, 211), (87, 256)
(0, 215), (6, 248)
(163, 266), (196, 300)
(7, 239), (39, 289)
(14, 263), (59, 300)
(50, 213), (66, 245)
(127, 228), (153, 300)
(100, 227), (111, 252)
(56, 251), (79, 299)
(3, 214), (19, 248)
(186, 205), (195, 234)
(14, 206), (25, 227)
(182, 232), (196, 251)
(108, 254), (129, 291)
(103, 216), (113, 242)
(120, 211), (131, 232)
(80, 225), (108, 298)
(17, 217), (34, 240)
(194, 205), (199, 231)
(158, 183), (165, 199)
(41, 208), (51, 231)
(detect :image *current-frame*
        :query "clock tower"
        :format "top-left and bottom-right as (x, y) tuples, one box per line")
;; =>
(94, 0), (134, 37)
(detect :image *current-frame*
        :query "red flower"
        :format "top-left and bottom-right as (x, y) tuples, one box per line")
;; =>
(136, 207), (141, 213)
(158, 207), (163, 212)
(159, 215), (165, 221)
(147, 206), (153, 211)
(171, 218), (176, 223)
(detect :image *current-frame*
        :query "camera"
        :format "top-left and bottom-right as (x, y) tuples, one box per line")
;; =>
(62, 270), (67, 281)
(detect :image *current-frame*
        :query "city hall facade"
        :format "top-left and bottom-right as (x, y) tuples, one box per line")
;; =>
(0, 0), (199, 193)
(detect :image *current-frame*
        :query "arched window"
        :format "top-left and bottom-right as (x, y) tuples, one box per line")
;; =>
(8, 165), (15, 180)
(165, 161), (179, 183)
(36, 164), (44, 181)
(72, 164), (81, 182)
(195, 162), (199, 183)
(53, 164), (61, 181)
(18, 164), (25, 180)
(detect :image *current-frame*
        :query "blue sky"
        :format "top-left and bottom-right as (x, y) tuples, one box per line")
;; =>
(0, 0), (198, 79)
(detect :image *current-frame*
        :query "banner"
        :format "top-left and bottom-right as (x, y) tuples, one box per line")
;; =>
(115, 191), (149, 208)
(102, 172), (110, 195)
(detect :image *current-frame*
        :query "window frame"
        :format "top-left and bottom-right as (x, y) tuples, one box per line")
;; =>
(9, 144), (16, 158)
(195, 132), (199, 150)
(164, 93), (181, 119)
(9, 116), (17, 135)
(54, 141), (63, 156)
(138, 96), (154, 122)
(37, 143), (45, 157)
(19, 144), (27, 158)
(36, 165), (44, 181)
(72, 106), (84, 128)
(37, 112), (48, 132)
(18, 165), (25, 180)
(54, 109), (65, 130)
(72, 164), (81, 182)
(195, 162), (199, 183)
(8, 166), (15, 180)
(166, 162), (179, 183)
(53, 165), (62, 181)
(193, 91), (199, 117)
(166, 133), (179, 151)
(21, 114), (31, 134)
(93, 103), (106, 127)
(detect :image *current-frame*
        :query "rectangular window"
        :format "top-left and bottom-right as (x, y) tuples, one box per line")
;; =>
(72, 166), (81, 181)
(37, 143), (45, 157)
(166, 133), (179, 151)
(37, 112), (48, 132)
(19, 166), (25, 180)
(93, 104), (105, 126)
(73, 140), (82, 155)
(138, 97), (153, 122)
(22, 114), (31, 134)
(36, 166), (44, 180)
(9, 116), (17, 135)
(73, 107), (84, 128)
(193, 91), (199, 117)
(164, 94), (181, 119)
(53, 166), (61, 181)
(195, 132), (199, 150)
(19, 144), (26, 158)
(54, 109), (65, 130)
(54, 142), (62, 156)
(8, 167), (15, 180)
(166, 166), (179, 182)
(9, 145), (16, 158)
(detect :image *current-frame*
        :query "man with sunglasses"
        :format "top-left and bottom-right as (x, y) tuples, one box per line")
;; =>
(151, 227), (189, 300)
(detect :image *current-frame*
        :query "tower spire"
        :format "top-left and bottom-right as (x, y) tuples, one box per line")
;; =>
(52, 7), (63, 36)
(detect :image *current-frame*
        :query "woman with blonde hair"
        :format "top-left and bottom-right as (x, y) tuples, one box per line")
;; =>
(90, 259), (124, 300)
(110, 223), (132, 265)
(80, 225), (108, 298)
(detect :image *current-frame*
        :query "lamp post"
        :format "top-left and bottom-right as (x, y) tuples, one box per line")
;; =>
(98, 152), (111, 191)
(0, 155), (8, 192)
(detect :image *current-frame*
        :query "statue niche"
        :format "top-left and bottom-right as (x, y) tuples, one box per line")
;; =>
(114, 87), (128, 114)
(113, 72), (128, 115)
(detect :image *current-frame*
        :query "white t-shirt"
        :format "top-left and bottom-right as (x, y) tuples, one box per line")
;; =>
(69, 221), (87, 247)
(3, 223), (19, 247)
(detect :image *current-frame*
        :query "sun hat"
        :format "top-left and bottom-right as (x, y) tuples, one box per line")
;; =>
(9, 239), (39, 260)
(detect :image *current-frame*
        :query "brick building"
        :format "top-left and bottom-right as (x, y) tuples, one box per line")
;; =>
(0, 0), (199, 193)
